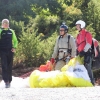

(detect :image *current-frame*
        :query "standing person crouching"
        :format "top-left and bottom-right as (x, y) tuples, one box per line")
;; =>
(75, 20), (95, 85)
(50, 23), (76, 70)
(0, 19), (18, 88)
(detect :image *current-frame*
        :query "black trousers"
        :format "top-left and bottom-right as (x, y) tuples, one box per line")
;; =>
(0, 49), (13, 83)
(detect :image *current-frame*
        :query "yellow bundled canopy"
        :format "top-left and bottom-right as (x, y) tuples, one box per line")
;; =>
(61, 56), (84, 71)
(29, 56), (93, 88)
(29, 70), (73, 88)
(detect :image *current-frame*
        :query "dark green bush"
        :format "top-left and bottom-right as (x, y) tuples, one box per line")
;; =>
(14, 29), (58, 68)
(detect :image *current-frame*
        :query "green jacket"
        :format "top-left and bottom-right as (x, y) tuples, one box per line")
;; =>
(0, 28), (18, 49)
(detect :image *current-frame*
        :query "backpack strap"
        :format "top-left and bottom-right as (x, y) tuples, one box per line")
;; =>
(56, 35), (71, 62)
(58, 35), (71, 53)
(67, 35), (70, 50)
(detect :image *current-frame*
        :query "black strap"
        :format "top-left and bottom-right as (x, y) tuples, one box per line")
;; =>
(67, 35), (70, 50)
(56, 35), (71, 61)
(62, 35), (70, 59)
(58, 35), (70, 50)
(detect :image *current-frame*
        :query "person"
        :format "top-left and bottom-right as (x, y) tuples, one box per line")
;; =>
(50, 23), (76, 70)
(75, 20), (95, 85)
(0, 19), (18, 88)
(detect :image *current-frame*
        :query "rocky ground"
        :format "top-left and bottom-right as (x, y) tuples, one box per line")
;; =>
(0, 66), (38, 80)
(0, 66), (100, 100)
(0, 87), (100, 100)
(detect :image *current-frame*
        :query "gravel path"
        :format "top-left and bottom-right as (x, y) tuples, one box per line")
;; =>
(0, 86), (100, 100)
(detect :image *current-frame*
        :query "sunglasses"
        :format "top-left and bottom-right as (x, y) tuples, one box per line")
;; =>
(2, 22), (9, 24)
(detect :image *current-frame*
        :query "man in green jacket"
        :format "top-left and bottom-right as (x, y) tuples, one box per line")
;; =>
(0, 19), (18, 88)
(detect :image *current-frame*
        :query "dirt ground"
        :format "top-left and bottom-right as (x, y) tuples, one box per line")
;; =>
(0, 87), (100, 100)
(0, 66), (100, 86)
(0, 66), (38, 80)
(12, 66), (37, 77)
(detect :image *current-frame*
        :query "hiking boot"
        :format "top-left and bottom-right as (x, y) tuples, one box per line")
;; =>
(5, 82), (10, 88)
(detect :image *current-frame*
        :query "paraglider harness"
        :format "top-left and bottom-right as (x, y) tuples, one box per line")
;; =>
(77, 31), (92, 65)
(55, 35), (72, 63)
(77, 31), (100, 65)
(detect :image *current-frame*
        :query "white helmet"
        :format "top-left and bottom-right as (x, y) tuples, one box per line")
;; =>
(75, 20), (86, 28)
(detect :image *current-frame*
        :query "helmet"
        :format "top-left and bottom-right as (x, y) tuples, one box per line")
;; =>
(60, 23), (68, 31)
(75, 20), (86, 28)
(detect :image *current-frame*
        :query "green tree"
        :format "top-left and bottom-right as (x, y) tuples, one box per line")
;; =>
(0, 0), (35, 23)
(87, 0), (100, 40)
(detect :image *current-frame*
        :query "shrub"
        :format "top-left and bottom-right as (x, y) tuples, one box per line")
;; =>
(14, 29), (58, 68)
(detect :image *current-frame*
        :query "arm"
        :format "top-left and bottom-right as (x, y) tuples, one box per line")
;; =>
(0, 29), (2, 39)
(70, 36), (76, 57)
(51, 37), (59, 59)
(84, 32), (92, 52)
(11, 29), (18, 52)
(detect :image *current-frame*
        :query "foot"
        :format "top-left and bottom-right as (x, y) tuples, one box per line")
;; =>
(5, 82), (10, 88)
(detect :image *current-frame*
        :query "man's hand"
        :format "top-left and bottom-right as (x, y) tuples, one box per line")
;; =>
(11, 48), (16, 52)
(79, 51), (85, 57)
(50, 58), (55, 64)
(70, 57), (74, 59)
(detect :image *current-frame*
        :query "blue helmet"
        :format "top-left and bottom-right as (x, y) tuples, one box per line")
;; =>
(60, 23), (68, 32)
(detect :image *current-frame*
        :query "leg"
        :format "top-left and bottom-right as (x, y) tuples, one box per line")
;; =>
(7, 50), (13, 83)
(85, 57), (95, 85)
(55, 60), (66, 70)
(0, 51), (8, 83)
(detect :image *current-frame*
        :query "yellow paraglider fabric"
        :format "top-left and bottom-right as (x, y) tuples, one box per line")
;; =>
(61, 56), (84, 71)
(29, 70), (74, 88)
(29, 56), (93, 88)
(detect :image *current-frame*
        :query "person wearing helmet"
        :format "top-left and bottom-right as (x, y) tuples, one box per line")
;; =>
(75, 20), (95, 85)
(50, 23), (76, 70)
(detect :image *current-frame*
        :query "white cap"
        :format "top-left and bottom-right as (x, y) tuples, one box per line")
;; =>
(2, 19), (9, 24)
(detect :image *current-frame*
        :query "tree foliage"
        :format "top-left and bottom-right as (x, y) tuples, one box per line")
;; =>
(0, 0), (100, 67)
